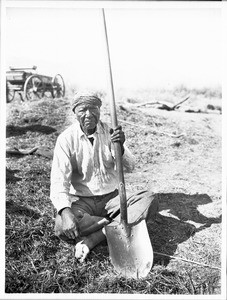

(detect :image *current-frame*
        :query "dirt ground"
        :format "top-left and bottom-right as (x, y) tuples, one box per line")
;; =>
(7, 93), (223, 266)
(100, 94), (222, 272)
(5, 89), (223, 293)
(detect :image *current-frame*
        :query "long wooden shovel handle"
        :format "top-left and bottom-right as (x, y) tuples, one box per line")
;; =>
(102, 8), (128, 226)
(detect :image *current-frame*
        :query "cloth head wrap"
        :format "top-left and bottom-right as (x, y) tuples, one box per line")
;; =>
(72, 92), (102, 112)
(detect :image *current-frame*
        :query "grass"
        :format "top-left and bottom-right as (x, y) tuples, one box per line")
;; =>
(5, 86), (222, 295)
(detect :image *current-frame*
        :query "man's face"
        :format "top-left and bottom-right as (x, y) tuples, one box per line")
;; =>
(74, 103), (100, 134)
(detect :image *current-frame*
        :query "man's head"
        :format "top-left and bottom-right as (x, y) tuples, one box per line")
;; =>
(72, 92), (102, 135)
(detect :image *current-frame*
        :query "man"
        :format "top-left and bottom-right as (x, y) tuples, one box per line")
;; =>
(50, 91), (158, 263)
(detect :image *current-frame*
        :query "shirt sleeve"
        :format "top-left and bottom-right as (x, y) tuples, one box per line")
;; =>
(122, 143), (136, 172)
(50, 134), (73, 213)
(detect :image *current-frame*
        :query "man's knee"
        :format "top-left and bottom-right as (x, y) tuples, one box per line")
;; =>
(146, 194), (159, 221)
(128, 190), (159, 221)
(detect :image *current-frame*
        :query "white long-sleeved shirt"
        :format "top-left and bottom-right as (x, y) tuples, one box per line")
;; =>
(50, 120), (135, 212)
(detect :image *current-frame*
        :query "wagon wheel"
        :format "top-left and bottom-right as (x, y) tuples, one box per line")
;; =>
(24, 75), (44, 101)
(6, 83), (15, 103)
(52, 74), (65, 98)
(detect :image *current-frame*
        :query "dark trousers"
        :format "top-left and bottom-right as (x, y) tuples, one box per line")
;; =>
(55, 189), (158, 245)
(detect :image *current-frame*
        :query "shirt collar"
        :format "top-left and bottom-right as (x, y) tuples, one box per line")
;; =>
(76, 120), (101, 139)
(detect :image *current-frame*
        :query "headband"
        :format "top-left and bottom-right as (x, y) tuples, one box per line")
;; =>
(72, 92), (102, 112)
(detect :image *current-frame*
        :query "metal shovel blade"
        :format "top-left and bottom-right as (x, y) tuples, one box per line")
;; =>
(105, 219), (153, 278)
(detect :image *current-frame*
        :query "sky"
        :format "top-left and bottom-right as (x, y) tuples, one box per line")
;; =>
(4, 3), (222, 91)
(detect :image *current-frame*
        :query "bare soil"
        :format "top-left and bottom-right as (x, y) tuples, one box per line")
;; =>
(101, 94), (222, 276)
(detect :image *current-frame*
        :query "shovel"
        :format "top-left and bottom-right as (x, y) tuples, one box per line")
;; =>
(102, 9), (153, 278)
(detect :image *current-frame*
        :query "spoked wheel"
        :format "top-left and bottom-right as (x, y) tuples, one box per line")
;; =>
(52, 74), (65, 98)
(24, 75), (44, 101)
(6, 83), (15, 103)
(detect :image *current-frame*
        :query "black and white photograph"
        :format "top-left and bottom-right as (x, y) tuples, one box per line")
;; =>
(0, 0), (226, 298)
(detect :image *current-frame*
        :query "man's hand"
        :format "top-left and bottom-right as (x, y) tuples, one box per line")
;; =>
(110, 125), (125, 154)
(61, 207), (80, 240)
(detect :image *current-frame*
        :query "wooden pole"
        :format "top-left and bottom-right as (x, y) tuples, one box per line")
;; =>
(102, 8), (128, 226)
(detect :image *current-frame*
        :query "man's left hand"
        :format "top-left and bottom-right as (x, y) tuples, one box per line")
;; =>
(110, 125), (125, 155)
(110, 125), (125, 145)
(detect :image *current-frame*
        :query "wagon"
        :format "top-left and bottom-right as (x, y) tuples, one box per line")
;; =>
(6, 66), (65, 102)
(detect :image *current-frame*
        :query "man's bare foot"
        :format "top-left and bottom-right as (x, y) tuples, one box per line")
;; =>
(75, 240), (90, 263)
(74, 229), (106, 262)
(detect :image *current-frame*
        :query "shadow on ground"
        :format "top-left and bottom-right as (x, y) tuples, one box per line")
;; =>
(84, 192), (222, 267)
(6, 168), (22, 183)
(6, 199), (41, 220)
(6, 124), (57, 137)
(148, 193), (222, 266)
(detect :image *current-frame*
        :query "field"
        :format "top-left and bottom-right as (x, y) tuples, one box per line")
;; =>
(5, 85), (223, 295)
